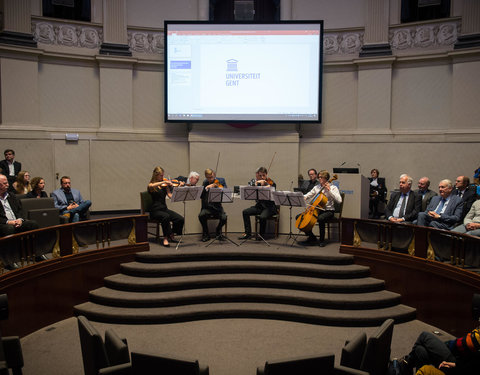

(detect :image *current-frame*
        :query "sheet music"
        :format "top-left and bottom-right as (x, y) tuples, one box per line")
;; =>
(171, 186), (203, 202)
(272, 191), (306, 207)
(240, 185), (273, 201)
(208, 187), (233, 203)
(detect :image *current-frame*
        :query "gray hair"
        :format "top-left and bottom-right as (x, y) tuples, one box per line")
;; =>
(188, 171), (200, 180)
(440, 179), (453, 188)
(400, 174), (413, 186)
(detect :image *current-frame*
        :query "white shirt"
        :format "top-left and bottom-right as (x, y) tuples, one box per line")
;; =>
(7, 162), (14, 176)
(304, 183), (342, 211)
(0, 193), (16, 221)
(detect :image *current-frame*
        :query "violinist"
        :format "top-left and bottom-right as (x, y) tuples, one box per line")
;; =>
(199, 169), (227, 242)
(147, 166), (184, 247)
(299, 170), (342, 247)
(239, 167), (277, 240)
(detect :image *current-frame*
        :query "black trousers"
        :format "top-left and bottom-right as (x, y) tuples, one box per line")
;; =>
(297, 210), (334, 242)
(0, 220), (39, 266)
(242, 204), (276, 235)
(411, 331), (456, 370)
(198, 208), (227, 235)
(150, 209), (184, 237)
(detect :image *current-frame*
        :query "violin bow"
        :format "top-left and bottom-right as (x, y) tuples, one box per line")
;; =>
(267, 152), (276, 174)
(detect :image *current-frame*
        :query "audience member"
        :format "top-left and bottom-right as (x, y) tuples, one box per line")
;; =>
(26, 177), (48, 198)
(453, 176), (477, 221)
(452, 200), (480, 237)
(369, 168), (387, 219)
(417, 179), (463, 230)
(12, 171), (31, 195)
(384, 174), (421, 223)
(398, 328), (479, 375)
(297, 168), (319, 194)
(198, 169), (227, 242)
(0, 149), (21, 188)
(0, 175), (39, 267)
(52, 176), (91, 222)
(415, 177), (438, 212)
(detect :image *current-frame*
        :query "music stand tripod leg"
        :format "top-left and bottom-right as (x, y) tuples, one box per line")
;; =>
(175, 201), (186, 250)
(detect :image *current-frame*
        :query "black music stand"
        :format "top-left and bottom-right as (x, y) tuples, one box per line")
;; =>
(171, 186), (203, 249)
(240, 185), (274, 246)
(272, 191), (305, 244)
(205, 187), (239, 247)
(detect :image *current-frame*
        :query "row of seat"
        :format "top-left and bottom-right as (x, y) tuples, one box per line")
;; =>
(78, 316), (392, 375)
(140, 191), (345, 241)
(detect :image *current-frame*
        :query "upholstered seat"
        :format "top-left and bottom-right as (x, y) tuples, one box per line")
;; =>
(257, 352), (368, 375)
(130, 351), (209, 375)
(340, 319), (395, 375)
(77, 316), (130, 375)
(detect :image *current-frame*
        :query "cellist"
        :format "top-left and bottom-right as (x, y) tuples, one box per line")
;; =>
(299, 170), (342, 247)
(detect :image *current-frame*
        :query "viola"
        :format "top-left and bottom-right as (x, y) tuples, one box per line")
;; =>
(295, 174), (338, 233)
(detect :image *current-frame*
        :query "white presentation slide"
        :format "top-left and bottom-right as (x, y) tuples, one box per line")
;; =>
(165, 22), (323, 122)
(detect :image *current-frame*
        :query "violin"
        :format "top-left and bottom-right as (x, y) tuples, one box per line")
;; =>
(295, 174), (338, 232)
(159, 178), (181, 188)
(256, 177), (274, 186)
(212, 179), (224, 188)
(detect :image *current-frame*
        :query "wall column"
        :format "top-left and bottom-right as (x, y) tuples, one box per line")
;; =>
(280, 0), (292, 20)
(0, 0), (36, 47)
(355, 58), (394, 132)
(100, 0), (131, 56)
(198, 0), (209, 20)
(360, 0), (391, 57)
(454, 0), (480, 49)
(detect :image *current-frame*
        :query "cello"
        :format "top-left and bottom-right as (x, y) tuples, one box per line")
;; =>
(295, 174), (338, 232)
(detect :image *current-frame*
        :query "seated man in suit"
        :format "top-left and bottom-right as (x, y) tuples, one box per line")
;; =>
(454, 176), (477, 221)
(417, 179), (463, 230)
(0, 175), (39, 268)
(0, 149), (21, 191)
(452, 200), (480, 237)
(297, 168), (319, 194)
(198, 169), (227, 242)
(415, 176), (437, 212)
(52, 176), (91, 223)
(385, 174), (421, 223)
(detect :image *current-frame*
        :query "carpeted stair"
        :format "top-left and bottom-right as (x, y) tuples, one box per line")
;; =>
(74, 246), (416, 326)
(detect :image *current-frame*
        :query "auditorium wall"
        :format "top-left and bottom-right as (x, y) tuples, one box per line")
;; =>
(0, 0), (478, 228)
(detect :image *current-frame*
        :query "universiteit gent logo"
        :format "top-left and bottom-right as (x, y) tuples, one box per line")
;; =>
(226, 59), (238, 71)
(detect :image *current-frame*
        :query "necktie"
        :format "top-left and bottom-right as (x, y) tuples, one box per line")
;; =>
(399, 194), (407, 218)
(435, 198), (446, 214)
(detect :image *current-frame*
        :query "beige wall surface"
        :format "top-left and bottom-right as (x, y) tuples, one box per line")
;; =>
(126, 0), (198, 28)
(293, 0), (366, 29)
(0, 1), (479, 233)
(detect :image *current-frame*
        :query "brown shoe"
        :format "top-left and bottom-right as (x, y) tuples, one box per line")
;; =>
(62, 213), (71, 219)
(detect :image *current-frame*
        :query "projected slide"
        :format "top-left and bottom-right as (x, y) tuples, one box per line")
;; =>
(165, 22), (323, 123)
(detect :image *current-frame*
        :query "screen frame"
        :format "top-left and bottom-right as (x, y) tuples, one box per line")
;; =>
(164, 20), (324, 124)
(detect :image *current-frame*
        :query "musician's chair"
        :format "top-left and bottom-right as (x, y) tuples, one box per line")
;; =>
(140, 191), (161, 241)
(206, 214), (228, 236)
(255, 206), (280, 239)
(323, 192), (345, 241)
